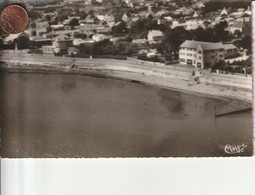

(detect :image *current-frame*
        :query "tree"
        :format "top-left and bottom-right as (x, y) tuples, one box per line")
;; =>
(14, 35), (30, 49)
(91, 39), (112, 55)
(31, 22), (36, 29)
(46, 26), (52, 33)
(31, 31), (37, 36)
(240, 35), (251, 53)
(45, 15), (51, 22)
(75, 34), (87, 39)
(112, 21), (128, 36)
(151, 27), (192, 60)
(80, 11), (87, 20)
(233, 34), (252, 54)
(233, 30), (241, 38)
(192, 27), (215, 42)
(164, 27), (192, 52)
(69, 18), (79, 29)
(213, 21), (230, 41)
(29, 11), (42, 20)
(212, 60), (228, 71)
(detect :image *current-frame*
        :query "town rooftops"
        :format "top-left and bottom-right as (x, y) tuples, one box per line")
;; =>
(180, 40), (224, 50)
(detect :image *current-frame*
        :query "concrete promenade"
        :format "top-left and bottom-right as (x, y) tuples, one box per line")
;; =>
(0, 52), (252, 104)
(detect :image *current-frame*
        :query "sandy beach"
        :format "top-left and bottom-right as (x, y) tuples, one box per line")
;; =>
(0, 58), (252, 105)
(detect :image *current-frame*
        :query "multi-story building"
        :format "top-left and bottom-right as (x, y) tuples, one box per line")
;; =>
(179, 40), (225, 69)
(42, 34), (73, 55)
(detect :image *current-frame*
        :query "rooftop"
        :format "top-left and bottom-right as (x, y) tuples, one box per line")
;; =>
(148, 30), (163, 37)
(223, 44), (237, 50)
(232, 21), (243, 29)
(180, 40), (224, 50)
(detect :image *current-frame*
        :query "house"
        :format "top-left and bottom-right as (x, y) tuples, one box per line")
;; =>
(42, 34), (73, 55)
(185, 19), (205, 30)
(179, 40), (225, 69)
(147, 30), (163, 43)
(245, 6), (251, 15)
(193, 11), (199, 18)
(164, 16), (173, 22)
(229, 21), (251, 34)
(171, 20), (187, 29)
(51, 24), (65, 31)
(80, 24), (97, 35)
(31, 38), (52, 47)
(110, 37), (124, 42)
(42, 45), (56, 55)
(132, 38), (147, 44)
(84, 0), (92, 5)
(92, 34), (109, 42)
(220, 8), (228, 16)
(236, 13), (251, 22)
(96, 14), (115, 23)
(73, 38), (88, 46)
(122, 14), (129, 22)
(223, 44), (238, 58)
(96, 27), (111, 35)
(29, 22), (49, 37)
(172, 19), (204, 30)
(146, 49), (161, 58)
(53, 34), (73, 49)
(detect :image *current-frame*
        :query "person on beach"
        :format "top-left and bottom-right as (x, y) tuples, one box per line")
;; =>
(71, 59), (76, 68)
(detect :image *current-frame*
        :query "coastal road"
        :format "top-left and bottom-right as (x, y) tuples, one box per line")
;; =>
(0, 51), (161, 71)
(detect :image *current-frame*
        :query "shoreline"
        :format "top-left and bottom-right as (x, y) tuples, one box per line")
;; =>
(0, 63), (252, 105)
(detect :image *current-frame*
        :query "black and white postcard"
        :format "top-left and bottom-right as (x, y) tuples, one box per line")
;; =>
(0, 0), (253, 158)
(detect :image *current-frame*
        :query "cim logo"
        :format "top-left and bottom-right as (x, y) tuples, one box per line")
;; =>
(224, 144), (247, 154)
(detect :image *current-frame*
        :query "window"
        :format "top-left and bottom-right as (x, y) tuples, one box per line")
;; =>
(220, 55), (223, 58)
(220, 49), (224, 52)
(211, 56), (215, 59)
(198, 50), (202, 54)
(187, 59), (192, 64)
(199, 57), (201, 59)
(211, 50), (214, 53)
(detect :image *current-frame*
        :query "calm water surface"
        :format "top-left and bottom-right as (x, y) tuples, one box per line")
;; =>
(0, 73), (253, 157)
